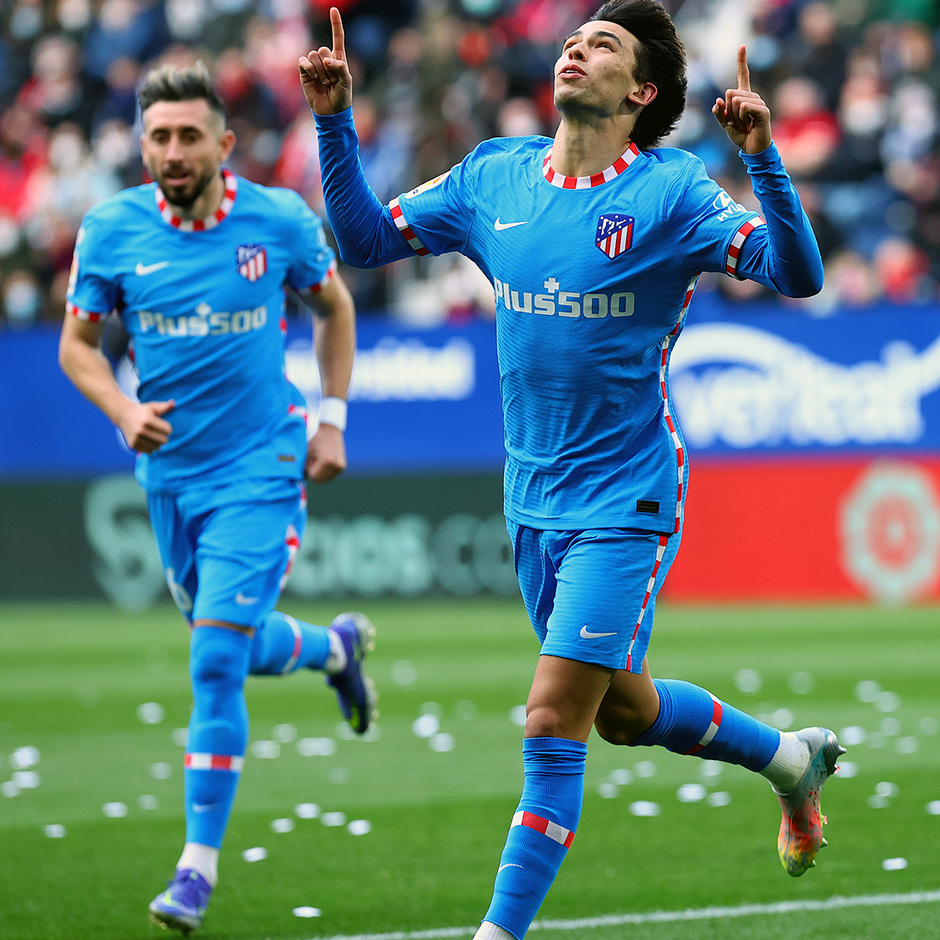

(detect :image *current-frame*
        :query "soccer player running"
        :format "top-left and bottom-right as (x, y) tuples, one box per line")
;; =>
(301, 2), (844, 937)
(59, 62), (378, 935)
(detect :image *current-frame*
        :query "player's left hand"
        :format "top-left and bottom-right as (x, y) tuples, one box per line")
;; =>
(306, 422), (347, 483)
(712, 45), (772, 154)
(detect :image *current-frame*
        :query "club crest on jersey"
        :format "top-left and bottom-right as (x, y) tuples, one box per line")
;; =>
(236, 244), (267, 282)
(595, 214), (634, 259)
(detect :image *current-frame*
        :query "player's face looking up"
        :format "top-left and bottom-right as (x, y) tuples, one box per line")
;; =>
(140, 99), (235, 214)
(553, 20), (657, 122)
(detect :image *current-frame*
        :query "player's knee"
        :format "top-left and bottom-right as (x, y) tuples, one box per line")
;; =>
(594, 705), (658, 746)
(190, 628), (249, 692)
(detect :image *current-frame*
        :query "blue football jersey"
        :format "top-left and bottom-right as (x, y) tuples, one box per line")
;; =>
(389, 137), (765, 533)
(66, 170), (336, 492)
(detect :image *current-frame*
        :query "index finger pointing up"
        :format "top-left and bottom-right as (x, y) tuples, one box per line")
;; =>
(737, 44), (750, 91)
(330, 6), (346, 59)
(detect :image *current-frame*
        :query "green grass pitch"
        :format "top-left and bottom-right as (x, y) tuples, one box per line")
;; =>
(2, 598), (939, 939)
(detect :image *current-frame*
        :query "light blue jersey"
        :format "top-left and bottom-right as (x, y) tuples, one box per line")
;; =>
(66, 170), (336, 493)
(389, 137), (764, 533)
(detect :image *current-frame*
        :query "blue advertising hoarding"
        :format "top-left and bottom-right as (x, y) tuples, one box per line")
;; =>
(2, 303), (940, 479)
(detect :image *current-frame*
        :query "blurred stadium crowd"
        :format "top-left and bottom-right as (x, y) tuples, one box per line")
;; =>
(1, 0), (939, 329)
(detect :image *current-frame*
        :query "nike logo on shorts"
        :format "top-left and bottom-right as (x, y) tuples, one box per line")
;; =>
(235, 592), (260, 605)
(580, 625), (617, 639)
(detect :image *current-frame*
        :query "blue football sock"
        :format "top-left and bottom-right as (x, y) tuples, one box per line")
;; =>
(483, 736), (587, 939)
(184, 626), (251, 849)
(248, 610), (331, 675)
(631, 678), (779, 772)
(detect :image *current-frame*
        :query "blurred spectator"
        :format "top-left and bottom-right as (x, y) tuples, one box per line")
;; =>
(3, 0), (940, 331)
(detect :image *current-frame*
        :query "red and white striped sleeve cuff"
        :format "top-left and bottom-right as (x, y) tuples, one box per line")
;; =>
(389, 198), (430, 256)
(65, 301), (109, 322)
(725, 216), (765, 278)
(309, 257), (337, 292)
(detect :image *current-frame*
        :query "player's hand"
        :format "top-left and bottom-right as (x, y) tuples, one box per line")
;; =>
(306, 422), (347, 483)
(118, 399), (175, 454)
(712, 45), (772, 154)
(299, 6), (352, 115)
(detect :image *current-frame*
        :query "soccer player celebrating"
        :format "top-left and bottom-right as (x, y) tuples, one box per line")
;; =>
(300, 2), (844, 937)
(59, 62), (377, 935)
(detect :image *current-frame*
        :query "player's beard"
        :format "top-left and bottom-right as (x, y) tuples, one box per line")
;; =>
(155, 164), (219, 212)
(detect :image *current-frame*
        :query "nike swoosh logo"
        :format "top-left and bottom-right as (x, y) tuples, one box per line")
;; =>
(494, 218), (527, 231)
(235, 592), (260, 605)
(135, 261), (170, 276)
(580, 625), (617, 639)
(192, 803), (218, 813)
(498, 863), (524, 873)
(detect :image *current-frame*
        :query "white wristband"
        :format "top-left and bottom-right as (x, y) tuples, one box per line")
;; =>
(317, 396), (347, 432)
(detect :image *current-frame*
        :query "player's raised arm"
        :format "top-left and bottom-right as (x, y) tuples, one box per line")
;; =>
(712, 45), (772, 155)
(299, 6), (353, 115)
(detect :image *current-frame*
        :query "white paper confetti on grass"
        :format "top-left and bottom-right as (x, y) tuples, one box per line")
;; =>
(250, 740), (280, 760)
(855, 680), (881, 703)
(788, 670), (814, 694)
(273, 723), (298, 743)
(103, 802), (128, 818)
(172, 728), (188, 747)
(295, 803), (321, 819)
(347, 819), (372, 836)
(11, 746), (40, 769)
(926, 801), (940, 815)
(242, 847), (268, 862)
(2, 781), (20, 798)
(297, 737), (336, 758)
(633, 761), (657, 779)
(836, 760), (858, 778)
(412, 714), (440, 739)
(137, 795), (159, 810)
(608, 768), (633, 786)
(292, 906), (321, 918)
(707, 791), (732, 808)
(271, 818), (295, 834)
(677, 783), (707, 803)
(919, 717), (939, 735)
(882, 857), (908, 871)
(13, 771), (40, 789)
(876, 691), (902, 713)
(839, 726), (867, 747)
(629, 801), (661, 817)
(44, 824), (66, 838)
(429, 733), (455, 753)
(896, 736), (919, 755)
(509, 705), (527, 727)
(321, 812), (347, 827)
(151, 762), (172, 780)
(390, 660), (418, 686)
(137, 702), (164, 725)
(734, 668), (762, 694)
(597, 783), (619, 799)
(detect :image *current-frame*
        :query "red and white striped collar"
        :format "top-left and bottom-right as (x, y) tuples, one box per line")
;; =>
(154, 168), (238, 231)
(542, 142), (641, 189)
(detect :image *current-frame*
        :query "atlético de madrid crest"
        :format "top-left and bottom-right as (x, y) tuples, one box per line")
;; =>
(236, 244), (267, 282)
(595, 213), (634, 258)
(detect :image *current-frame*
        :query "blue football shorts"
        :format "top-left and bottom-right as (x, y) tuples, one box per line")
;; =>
(147, 477), (307, 629)
(508, 523), (682, 673)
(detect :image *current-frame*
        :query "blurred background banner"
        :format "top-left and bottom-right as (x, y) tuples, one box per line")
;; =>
(3, 305), (940, 606)
(2, 0), (940, 608)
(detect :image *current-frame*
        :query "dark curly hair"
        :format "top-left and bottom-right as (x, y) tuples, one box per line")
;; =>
(138, 60), (226, 125)
(590, 0), (687, 150)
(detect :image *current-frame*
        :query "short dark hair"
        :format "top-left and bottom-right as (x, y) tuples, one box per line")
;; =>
(590, 0), (687, 150)
(138, 60), (226, 124)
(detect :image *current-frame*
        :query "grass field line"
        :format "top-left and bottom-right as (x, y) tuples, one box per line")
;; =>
(306, 889), (940, 940)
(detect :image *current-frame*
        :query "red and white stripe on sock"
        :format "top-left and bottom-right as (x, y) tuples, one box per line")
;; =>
(184, 753), (245, 772)
(510, 810), (575, 849)
(682, 693), (723, 756)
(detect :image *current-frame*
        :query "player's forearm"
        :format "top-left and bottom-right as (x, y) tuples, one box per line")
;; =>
(736, 143), (824, 298)
(314, 109), (413, 268)
(314, 289), (355, 400)
(58, 331), (136, 428)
